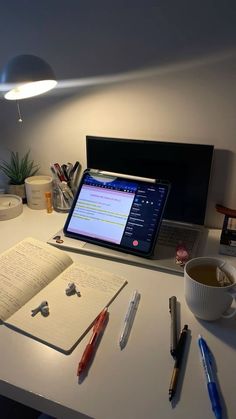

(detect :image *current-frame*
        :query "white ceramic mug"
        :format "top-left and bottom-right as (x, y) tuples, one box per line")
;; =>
(184, 257), (236, 321)
(25, 175), (52, 210)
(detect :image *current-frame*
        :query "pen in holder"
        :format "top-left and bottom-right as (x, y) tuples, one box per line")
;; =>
(52, 179), (74, 213)
(50, 161), (80, 213)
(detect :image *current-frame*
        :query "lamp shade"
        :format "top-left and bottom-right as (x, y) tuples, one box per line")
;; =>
(1, 54), (57, 100)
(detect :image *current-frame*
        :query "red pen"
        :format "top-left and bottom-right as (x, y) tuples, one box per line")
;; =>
(77, 307), (109, 376)
(54, 163), (67, 182)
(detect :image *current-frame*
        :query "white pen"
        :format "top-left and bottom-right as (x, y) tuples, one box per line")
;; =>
(119, 290), (140, 349)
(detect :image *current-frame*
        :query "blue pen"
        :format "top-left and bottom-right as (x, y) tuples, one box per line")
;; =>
(198, 335), (222, 419)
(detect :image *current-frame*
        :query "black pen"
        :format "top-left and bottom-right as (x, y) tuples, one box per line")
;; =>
(169, 296), (177, 358)
(169, 324), (189, 401)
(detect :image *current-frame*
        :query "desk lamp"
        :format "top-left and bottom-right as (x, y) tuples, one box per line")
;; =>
(1, 54), (57, 121)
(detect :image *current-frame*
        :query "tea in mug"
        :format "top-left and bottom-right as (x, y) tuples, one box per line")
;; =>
(188, 264), (233, 287)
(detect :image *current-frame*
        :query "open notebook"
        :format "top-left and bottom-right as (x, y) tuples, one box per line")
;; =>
(0, 238), (127, 354)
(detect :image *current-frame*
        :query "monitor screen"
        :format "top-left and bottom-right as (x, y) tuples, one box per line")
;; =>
(86, 136), (214, 225)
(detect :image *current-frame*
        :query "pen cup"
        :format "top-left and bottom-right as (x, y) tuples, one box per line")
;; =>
(52, 179), (74, 213)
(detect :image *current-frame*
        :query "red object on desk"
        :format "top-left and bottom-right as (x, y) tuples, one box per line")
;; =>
(215, 204), (236, 217)
(77, 307), (109, 376)
(175, 243), (189, 266)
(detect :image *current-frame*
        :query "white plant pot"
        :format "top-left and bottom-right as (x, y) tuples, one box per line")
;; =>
(7, 184), (26, 203)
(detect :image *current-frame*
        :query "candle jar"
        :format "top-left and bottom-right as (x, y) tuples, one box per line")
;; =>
(25, 176), (52, 210)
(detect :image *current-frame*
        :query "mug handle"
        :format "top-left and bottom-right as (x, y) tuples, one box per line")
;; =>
(222, 290), (236, 319)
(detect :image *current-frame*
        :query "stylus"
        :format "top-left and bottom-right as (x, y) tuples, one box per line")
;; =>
(169, 296), (178, 358)
(119, 290), (140, 349)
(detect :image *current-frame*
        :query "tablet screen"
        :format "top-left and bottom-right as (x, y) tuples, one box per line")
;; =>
(63, 170), (170, 257)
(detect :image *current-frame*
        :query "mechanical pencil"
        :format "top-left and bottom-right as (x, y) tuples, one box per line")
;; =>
(119, 290), (140, 349)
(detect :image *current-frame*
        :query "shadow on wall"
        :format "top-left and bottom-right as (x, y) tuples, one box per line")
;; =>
(0, 2), (236, 81)
(206, 148), (235, 228)
(210, 149), (234, 205)
(0, 44), (235, 229)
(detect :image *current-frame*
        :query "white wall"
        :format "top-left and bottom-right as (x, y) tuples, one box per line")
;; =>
(0, 2), (236, 228)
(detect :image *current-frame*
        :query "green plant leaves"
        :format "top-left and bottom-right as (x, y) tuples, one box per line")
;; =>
(0, 150), (40, 185)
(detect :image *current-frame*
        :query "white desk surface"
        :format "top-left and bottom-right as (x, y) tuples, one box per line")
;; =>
(0, 206), (236, 419)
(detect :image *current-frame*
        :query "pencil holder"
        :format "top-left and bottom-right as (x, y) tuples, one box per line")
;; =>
(52, 179), (74, 213)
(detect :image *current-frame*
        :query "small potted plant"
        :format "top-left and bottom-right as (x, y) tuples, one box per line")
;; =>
(0, 150), (40, 201)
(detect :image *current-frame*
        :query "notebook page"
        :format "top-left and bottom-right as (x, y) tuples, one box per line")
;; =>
(6, 262), (127, 353)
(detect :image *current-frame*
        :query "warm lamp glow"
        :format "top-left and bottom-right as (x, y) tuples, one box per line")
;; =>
(1, 54), (57, 100)
(4, 80), (58, 100)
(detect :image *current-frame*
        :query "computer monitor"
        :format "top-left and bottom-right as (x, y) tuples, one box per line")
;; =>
(86, 136), (214, 225)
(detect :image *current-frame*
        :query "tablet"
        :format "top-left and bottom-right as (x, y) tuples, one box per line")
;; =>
(63, 169), (170, 258)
